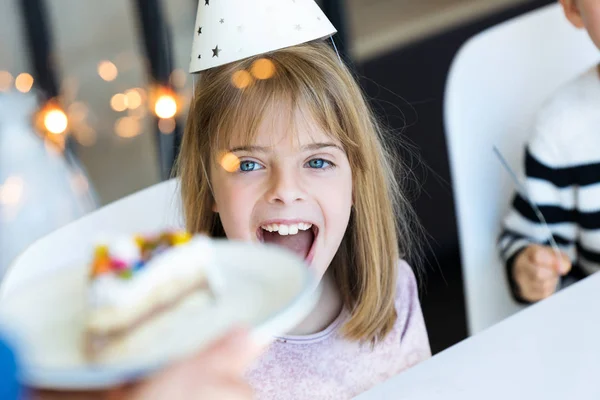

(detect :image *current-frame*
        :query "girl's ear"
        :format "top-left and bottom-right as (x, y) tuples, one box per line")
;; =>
(212, 201), (218, 213)
(560, 0), (585, 29)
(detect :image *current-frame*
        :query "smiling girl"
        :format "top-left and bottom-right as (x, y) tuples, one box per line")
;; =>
(177, 39), (431, 398)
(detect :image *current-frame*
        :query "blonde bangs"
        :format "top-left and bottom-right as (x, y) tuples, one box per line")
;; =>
(178, 41), (422, 344)
(200, 54), (362, 170)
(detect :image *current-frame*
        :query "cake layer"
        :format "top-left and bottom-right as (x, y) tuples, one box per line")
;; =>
(86, 233), (220, 345)
(87, 273), (210, 334)
(85, 278), (211, 359)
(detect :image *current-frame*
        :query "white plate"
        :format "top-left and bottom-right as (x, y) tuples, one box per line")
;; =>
(0, 239), (320, 390)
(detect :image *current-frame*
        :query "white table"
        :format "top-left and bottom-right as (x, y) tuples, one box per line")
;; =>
(356, 272), (600, 399)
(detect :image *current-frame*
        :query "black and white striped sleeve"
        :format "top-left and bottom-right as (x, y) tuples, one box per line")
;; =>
(498, 146), (578, 302)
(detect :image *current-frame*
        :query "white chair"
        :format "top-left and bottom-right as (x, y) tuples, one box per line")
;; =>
(444, 3), (599, 335)
(0, 178), (184, 299)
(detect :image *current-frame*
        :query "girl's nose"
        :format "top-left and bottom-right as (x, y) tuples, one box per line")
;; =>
(265, 167), (305, 205)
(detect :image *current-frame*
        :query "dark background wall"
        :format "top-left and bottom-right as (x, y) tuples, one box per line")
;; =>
(355, 0), (555, 354)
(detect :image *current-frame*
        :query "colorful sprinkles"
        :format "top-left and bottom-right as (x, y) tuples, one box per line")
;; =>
(91, 230), (192, 279)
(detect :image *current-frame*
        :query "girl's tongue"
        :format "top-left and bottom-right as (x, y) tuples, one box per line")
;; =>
(262, 229), (314, 259)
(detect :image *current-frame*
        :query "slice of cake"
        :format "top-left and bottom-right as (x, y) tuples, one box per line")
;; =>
(85, 230), (219, 359)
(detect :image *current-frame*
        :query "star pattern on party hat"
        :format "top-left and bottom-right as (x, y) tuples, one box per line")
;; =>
(189, 0), (337, 73)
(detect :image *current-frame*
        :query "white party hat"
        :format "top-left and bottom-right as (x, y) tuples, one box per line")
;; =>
(189, 0), (337, 73)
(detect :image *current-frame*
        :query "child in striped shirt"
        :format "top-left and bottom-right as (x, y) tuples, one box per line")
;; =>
(499, 0), (600, 303)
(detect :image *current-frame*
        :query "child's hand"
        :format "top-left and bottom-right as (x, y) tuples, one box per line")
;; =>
(30, 328), (260, 400)
(127, 327), (260, 400)
(513, 244), (571, 302)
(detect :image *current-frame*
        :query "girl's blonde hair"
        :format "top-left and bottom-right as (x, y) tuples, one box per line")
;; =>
(177, 41), (422, 344)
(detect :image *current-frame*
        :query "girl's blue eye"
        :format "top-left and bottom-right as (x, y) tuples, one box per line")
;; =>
(306, 158), (331, 169)
(239, 160), (262, 172)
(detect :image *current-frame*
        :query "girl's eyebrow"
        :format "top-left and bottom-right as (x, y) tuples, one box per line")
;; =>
(229, 142), (343, 153)
(302, 143), (344, 152)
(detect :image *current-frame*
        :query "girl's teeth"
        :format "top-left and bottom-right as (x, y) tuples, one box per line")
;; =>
(279, 225), (289, 235)
(260, 223), (313, 236)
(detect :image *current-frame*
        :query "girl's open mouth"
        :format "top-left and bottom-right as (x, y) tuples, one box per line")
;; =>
(256, 221), (318, 263)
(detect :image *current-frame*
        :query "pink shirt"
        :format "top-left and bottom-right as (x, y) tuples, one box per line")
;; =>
(246, 261), (431, 399)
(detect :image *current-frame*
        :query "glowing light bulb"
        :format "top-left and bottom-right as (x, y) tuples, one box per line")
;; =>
(154, 94), (177, 119)
(44, 108), (68, 135)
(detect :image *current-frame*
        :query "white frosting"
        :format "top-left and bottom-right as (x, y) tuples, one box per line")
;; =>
(109, 236), (141, 265)
(89, 236), (217, 312)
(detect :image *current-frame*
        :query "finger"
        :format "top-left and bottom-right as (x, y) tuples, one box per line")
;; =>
(527, 277), (558, 299)
(519, 285), (543, 302)
(516, 274), (542, 302)
(519, 261), (555, 283)
(555, 253), (572, 275)
(520, 275), (549, 300)
(540, 284), (557, 299)
(514, 270), (542, 300)
(531, 265), (556, 281)
(542, 278), (559, 296)
(528, 280), (548, 295)
(528, 246), (556, 268)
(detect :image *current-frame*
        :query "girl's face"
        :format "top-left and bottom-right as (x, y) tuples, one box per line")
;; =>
(210, 108), (353, 280)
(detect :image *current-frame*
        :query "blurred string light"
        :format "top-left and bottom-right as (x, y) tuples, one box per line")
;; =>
(133, 87), (147, 103)
(0, 176), (25, 206)
(66, 102), (97, 147)
(111, 88), (145, 113)
(231, 58), (276, 90)
(15, 73), (34, 93)
(73, 125), (97, 147)
(115, 116), (141, 138)
(153, 89), (178, 119)
(129, 103), (147, 119)
(180, 88), (193, 113)
(98, 60), (118, 81)
(0, 71), (92, 151)
(220, 152), (240, 173)
(250, 58), (275, 80)
(67, 102), (88, 123)
(0, 71), (14, 92)
(110, 93), (128, 112)
(169, 69), (187, 89)
(125, 89), (142, 109)
(34, 100), (69, 150)
(232, 70), (253, 89)
(70, 172), (90, 195)
(43, 108), (68, 135)
(158, 117), (176, 134)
